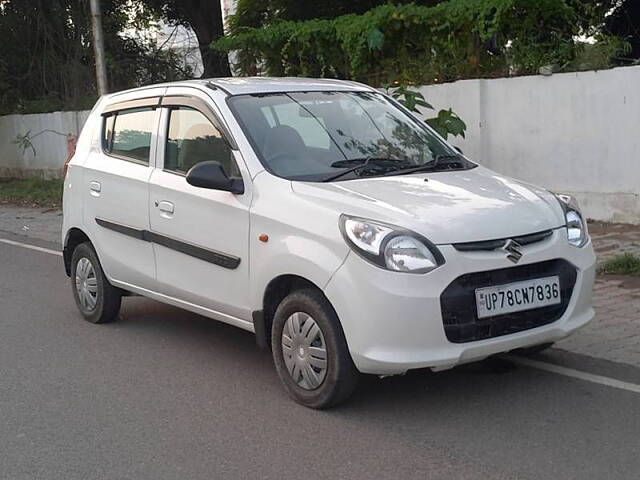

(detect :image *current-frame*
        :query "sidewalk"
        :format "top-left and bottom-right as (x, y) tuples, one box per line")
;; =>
(589, 221), (640, 265)
(1, 205), (639, 367)
(558, 221), (640, 366)
(0, 205), (62, 245)
(558, 275), (640, 366)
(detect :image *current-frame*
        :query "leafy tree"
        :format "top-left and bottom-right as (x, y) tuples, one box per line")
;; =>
(0, 0), (190, 115)
(216, 1), (588, 85)
(230, 0), (446, 30)
(565, 0), (617, 34)
(605, 0), (640, 61)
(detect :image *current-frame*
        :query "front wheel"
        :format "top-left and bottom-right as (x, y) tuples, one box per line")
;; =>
(71, 242), (121, 324)
(271, 289), (359, 409)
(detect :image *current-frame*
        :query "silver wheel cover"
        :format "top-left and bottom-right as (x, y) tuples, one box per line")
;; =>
(281, 312), (328, 390)
(75, 257), (98, 312)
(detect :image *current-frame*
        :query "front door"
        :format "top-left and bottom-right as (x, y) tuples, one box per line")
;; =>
(148, 89), (252, 321)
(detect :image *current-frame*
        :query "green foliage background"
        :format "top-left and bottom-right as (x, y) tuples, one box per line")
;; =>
(0, 0), (193, 115)
(215, 0), (629, 86)
(0, 0), (635, 117)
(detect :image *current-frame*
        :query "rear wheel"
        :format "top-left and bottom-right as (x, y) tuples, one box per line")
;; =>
(271, 289), (359, 409)
(71, 242), (121, 324)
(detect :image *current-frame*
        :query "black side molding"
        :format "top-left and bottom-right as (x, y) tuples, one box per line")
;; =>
(95, 217), (240, 270)
(145, 231), (240, 270)
(95, 218), (145, 240)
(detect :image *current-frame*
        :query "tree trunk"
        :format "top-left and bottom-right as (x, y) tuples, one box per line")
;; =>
(185, 0), (231, 78)
(197, 36), (231, 78)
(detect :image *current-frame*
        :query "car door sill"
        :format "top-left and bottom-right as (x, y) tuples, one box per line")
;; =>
(110, 278), (255, 333)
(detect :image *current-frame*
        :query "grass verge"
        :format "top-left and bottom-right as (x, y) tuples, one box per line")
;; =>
(0, 178), (63, 208)
(598, 253), (640, 276)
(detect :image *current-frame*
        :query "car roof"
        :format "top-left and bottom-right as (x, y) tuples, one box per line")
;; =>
(203, 77), (374, 95)
(103, 77), (374, 101)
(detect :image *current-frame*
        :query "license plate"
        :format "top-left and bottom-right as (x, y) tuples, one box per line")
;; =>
(475, 276), (561, 319)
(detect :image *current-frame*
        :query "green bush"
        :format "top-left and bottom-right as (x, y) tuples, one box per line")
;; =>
(599, 253), (640, 276)
(214, 0), (588, 86)
(0, 178), (64, 207)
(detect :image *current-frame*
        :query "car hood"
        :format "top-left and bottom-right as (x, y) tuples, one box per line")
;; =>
(291, 166), (565, 245)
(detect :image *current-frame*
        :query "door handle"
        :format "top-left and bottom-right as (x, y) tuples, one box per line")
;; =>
(89, 181), (101, 196)
(157, 200), (175, 214)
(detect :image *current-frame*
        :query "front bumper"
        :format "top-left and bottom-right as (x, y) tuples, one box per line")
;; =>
(324, 228), (596, 375)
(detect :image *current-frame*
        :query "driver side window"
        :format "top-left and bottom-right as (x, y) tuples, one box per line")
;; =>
(164, 107), (239, 176)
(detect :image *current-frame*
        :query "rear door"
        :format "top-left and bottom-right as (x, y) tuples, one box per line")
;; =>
(148, 87), (252, 321)
(82, 93), (163, 289)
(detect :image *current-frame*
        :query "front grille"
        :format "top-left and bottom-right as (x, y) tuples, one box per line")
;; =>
(452, 229), (553, 252)
(440, 259), (577, 343)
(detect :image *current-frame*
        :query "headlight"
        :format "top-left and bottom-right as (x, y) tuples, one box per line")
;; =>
(339, 215), (444, 273)
(555, 194), (588, 247)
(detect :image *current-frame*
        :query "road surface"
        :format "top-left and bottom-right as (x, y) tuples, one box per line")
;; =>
(1, 234), (639, 480)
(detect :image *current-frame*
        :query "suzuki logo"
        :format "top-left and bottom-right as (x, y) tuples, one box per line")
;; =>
(503, 239), (523, 264)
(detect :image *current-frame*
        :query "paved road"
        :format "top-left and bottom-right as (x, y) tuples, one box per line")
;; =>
(2, 236), (640, 480)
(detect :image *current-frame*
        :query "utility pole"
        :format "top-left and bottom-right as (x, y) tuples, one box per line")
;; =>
(89, 0), (108, 95)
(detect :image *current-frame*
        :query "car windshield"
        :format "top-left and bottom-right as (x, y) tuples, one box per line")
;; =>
(228, 91), (473, 182)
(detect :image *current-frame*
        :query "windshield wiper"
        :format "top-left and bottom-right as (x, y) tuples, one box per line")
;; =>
(389, 154), (465, 176)
(432, 154), (465, 169)
(322, 157), (410, 182)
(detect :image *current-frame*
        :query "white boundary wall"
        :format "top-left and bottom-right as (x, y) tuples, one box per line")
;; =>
(417, 66), (640, 224)
(0, 66), (638, 222)
(0, 110), (90, 179)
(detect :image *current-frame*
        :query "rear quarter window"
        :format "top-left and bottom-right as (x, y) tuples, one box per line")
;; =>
(102, 107), (155, 164)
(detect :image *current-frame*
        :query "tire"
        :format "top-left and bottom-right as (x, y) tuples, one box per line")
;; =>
(517, 342), (554, 356)
(271, 288), (359, 409)
(70, 242), (121, 324)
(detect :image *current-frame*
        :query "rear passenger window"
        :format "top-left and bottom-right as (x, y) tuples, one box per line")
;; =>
(164, 107), (238, 176)
(103, 107), (155, 164)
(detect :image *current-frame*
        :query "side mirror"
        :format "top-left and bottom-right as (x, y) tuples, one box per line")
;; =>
(186, 161), (244, 194)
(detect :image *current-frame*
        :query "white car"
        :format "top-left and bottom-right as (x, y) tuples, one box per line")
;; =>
(62, 77), (595, 408)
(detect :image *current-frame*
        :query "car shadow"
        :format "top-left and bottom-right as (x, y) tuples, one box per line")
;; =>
(114, 295), (537, 410)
